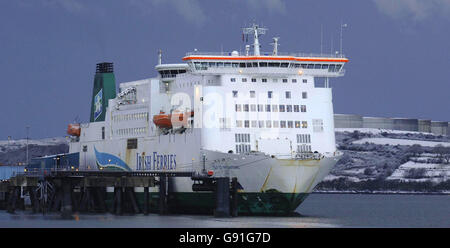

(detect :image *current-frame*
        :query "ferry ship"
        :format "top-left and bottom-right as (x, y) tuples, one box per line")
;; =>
(67, 24), (348, 215)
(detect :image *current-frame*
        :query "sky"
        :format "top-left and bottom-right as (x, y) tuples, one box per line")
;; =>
(0, 0), (449, 139)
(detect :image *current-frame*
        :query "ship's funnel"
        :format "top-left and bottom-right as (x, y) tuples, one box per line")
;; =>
(90, 62), (116, 122)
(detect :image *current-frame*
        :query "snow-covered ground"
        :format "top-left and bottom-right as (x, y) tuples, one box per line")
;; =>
(318, 128), (450, 192)
(387, 161), (449, 183)
(0, 137), (67, 153)
(353, 137), (450, 147)
(335, 128), (440, 136)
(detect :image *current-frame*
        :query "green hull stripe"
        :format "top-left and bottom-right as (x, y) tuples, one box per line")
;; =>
(106, 192), (309, 215)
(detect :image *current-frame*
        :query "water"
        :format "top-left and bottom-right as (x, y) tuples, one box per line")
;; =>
(0, 194), (448, 228)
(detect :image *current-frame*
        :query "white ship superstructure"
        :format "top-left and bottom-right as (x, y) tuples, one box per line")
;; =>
(69, 24), (349, 214)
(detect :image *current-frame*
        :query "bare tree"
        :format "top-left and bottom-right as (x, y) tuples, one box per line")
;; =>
(433, 145), (450, 164)
(407, 144), (423, 157)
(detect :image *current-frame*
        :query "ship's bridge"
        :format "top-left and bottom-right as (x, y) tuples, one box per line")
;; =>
(155, 63), (189, 81)
(182, 51), (348, 77)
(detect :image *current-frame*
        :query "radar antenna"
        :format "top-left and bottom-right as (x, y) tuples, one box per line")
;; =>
(242, 24), (267, 56)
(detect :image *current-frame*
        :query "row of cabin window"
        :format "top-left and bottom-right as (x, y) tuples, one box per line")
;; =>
(193, 62), (342, 72)
(232, 90), (307, 99)
(235, 133), (250, 143)
(236, 104), (307, 113)
(236, 144), (251, 154)
(230, 78), (307, 83)
(115, 127), (147, 136)
(297, 145), (312, 153)
(236, 120), (308, 129)
(297, 134), (311, 144)
(112, 112), (148, 122)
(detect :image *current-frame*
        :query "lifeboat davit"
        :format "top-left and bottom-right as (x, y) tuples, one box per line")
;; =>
(67, 124), (81, 136)
(153, 110), (194, 129)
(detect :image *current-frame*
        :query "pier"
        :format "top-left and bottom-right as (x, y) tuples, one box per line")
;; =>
(0, 170), (239, 218)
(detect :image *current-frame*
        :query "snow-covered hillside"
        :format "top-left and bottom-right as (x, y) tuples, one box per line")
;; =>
(316, 128), (450, 193)
(0, 137), (68, 165)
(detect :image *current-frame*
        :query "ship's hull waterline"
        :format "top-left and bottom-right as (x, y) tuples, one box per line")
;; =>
(101, 150), (342, 215)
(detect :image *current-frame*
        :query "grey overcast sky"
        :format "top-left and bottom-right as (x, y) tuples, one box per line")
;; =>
(0, 0), (449, 139)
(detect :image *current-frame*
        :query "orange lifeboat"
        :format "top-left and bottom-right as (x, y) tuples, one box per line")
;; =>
(153, 110), (193, 129)
(67, 124), (81, 136)
(153, 111), (172, 129)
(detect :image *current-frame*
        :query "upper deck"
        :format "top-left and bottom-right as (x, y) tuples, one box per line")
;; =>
(181, 51), (348, 77)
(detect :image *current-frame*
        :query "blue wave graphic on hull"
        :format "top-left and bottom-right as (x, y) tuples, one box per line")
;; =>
(94, 147), (131, 171)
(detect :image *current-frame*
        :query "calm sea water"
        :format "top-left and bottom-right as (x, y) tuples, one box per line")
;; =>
(0, 194), (448, 228)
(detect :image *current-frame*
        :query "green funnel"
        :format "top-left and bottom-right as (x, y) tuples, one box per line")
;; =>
(90, 62), (116, 122)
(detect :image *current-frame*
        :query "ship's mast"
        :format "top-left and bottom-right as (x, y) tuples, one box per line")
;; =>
(271, 37), (280, 56)
(243, 24), (267, 56)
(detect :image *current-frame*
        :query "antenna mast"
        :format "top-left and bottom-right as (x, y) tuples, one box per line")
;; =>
(158, 49), (162, 65)
(270, 37), (280, 56)
(242, 24), (267, 56)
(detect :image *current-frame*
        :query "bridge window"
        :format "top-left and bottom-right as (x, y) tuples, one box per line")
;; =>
(224, 62), (232, 68)
(217, 62), (224, 67)
(268, 62), (280, 67)
(314, 64), (321, 69)
(301, 64), (308, 68)
(239, 63), (246, 68)
(321, 64), (329, 69)
(232, 63), (239, 68)
(280, 63), (289, 68)
(259, 62), (268, 67)
(328, 64), (336, 72)
(307, 64), (314, 69)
